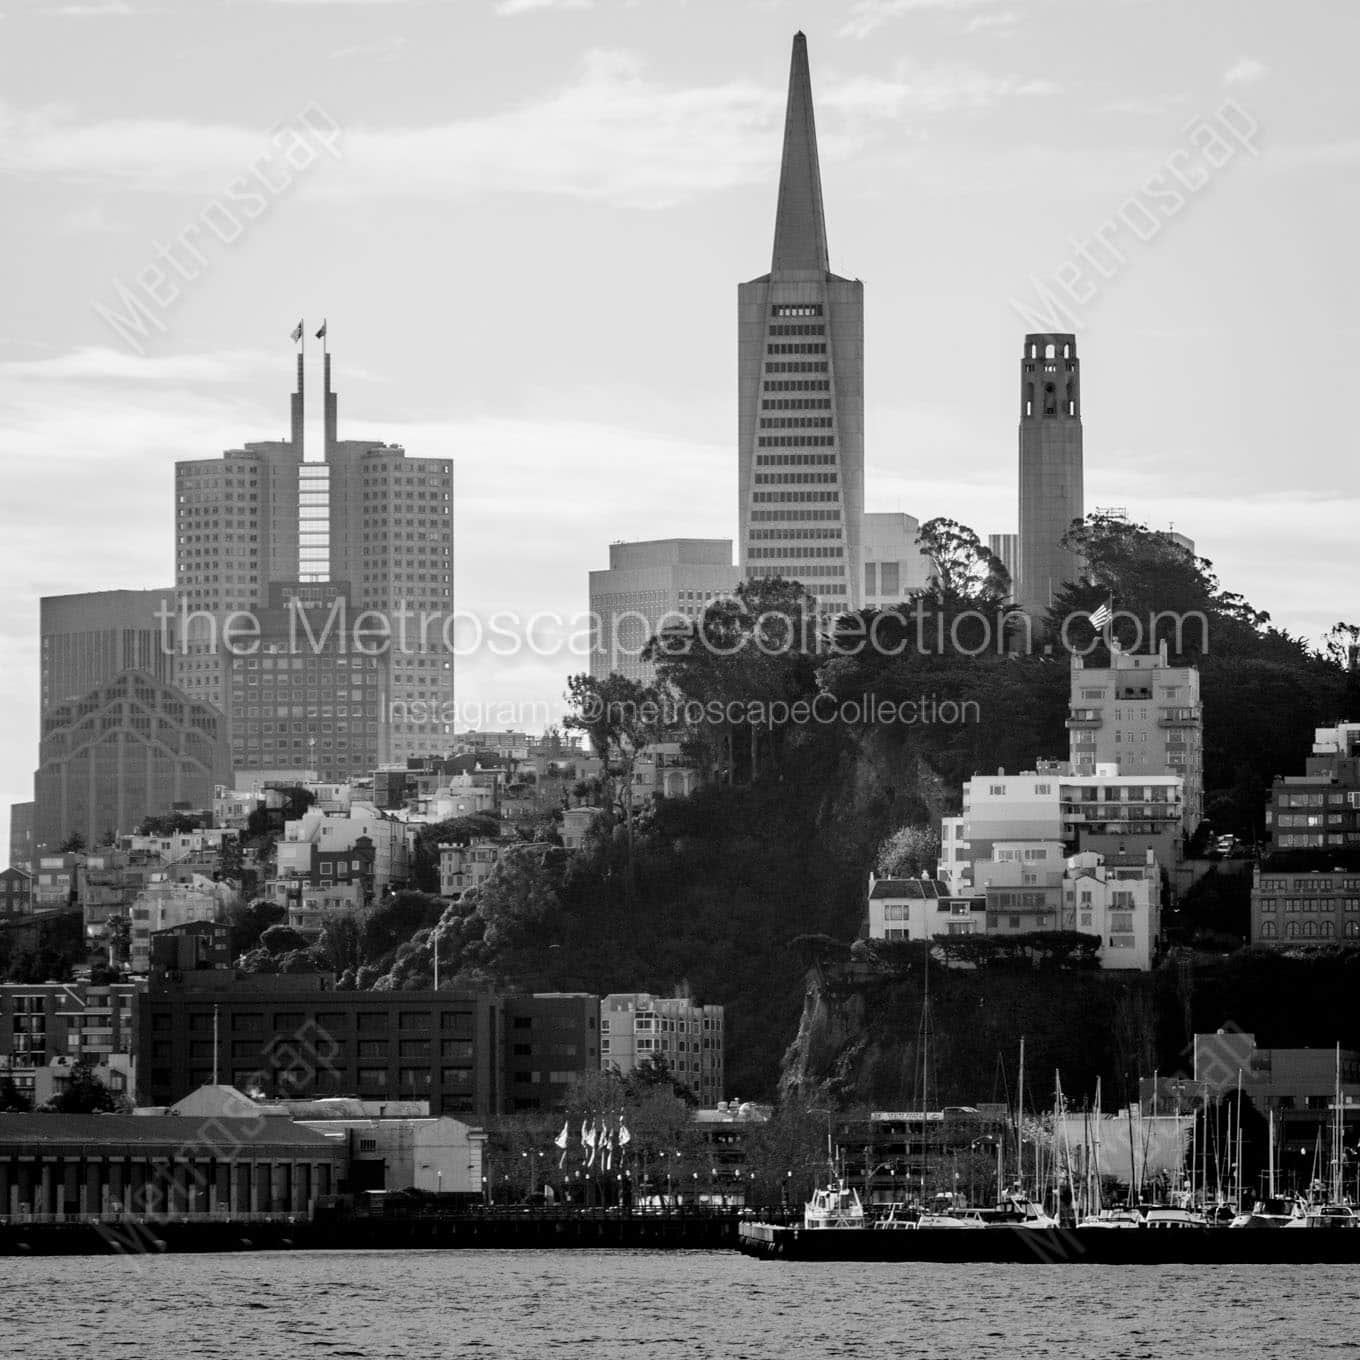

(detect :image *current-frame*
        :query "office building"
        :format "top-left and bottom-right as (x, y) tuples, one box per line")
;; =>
(137, 977), (600, 1116)
(862, 513), (932, 609)
(223, 581), (386, 780)
(987, 533), (1018, 589)
(32, 671), (230, 854)
(173, 347), (454, 774)
(1016, 333), (1084, 618)
(589, 539), (740, 683)
(1067, 643), (1204, 830)
(40, 589), (175, 716)
(601, 992), (724, 1106)
(8, 803), (33, 871)
(738, 33), (864, 609)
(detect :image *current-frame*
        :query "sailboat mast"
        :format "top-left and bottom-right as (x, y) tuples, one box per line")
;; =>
(1016, 1037), (1025, 1195)
(1268, 1105), (1276, 1198)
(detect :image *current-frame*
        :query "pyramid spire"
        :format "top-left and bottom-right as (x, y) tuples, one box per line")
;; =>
(771, 31), (829, 275)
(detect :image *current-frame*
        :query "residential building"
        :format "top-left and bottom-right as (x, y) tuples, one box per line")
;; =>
(39, 589), (176, 717)
(32, 670), (230, 855)
(33, 853), (82, 910)
(1067, 642), (1204, 830)
(862, 513), (932, 609)
(136, 977), (600, 1117)
(0, 980), (140, 1105)
(601, 992), (724, 1106)
(1251, 868), (1360, 946)
(439, 840), (502, 899)
(1061, 849), (1161, 969)
(941, 763), (1184, 881)
(865, 873), (983, 941)
(561, 807), (602, 853)
(1016, 333), (1084, 617)
(127, 878), (231, 973)
(276, 802), (409, 900)
(588, 538), (740, 683)
(632, 742), (699, 801)
(150, 919), (233, 974)
(975, 841), (1066, 939)
(1262, 724), (1360, 853)
(738, 33), (863, 610)
(0, 868), (32, 918)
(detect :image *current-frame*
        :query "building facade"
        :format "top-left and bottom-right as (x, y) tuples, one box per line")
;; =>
(601, 992), (724, 1106)
(738, 33), (863, 611)
(172, 349), (455, 775)
(137, 978), (600, 1117)
(862, 513), (932, 610)
(588, 539), (740, 683)
(866, 873), (983, 941)
(33, 671), (230, 855)
(1251, 868), (1360, 946)
(1016, 333), (1084, 618)
(1261, 724), (1360, 854)
(1067, 643), (1204, 830)
(40, 589), (175, 717)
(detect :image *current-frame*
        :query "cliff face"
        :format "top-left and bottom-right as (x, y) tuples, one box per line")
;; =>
(779, 947), (1360, 1111)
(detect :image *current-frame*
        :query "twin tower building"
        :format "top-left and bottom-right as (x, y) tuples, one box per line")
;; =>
(737, 32), (1083, 619)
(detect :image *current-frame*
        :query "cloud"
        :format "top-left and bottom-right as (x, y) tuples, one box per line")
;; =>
(0, 50), (1062, 209)
(0, 346), (282, 383)
(1223, 56), (1268, 86)
(965, 10), (1018, 32)
(330, 34), (408, 59)
(494, 0), (593, 14)
(839, 0), (1003, 40)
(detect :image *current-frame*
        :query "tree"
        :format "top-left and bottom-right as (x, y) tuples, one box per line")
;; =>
(0, 1077), (31, 1113)
(58, 832), (85, 854)
(227, 898), (286, 957)
(565, 671), (667, 895)
(916, 518), (1011, 605)
(136, 812), (203, 836)
(45, 1061), (117, 1114)
(875, 825), (941, 878)
(260, 923), (310, 955)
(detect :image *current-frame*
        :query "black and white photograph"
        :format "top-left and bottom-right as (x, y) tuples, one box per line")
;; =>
(1, 0), (1358, 1354)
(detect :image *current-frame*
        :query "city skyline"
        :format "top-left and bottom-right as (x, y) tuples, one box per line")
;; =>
(3, 1), (1357, 854)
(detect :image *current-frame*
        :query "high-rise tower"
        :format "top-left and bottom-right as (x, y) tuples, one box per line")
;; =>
(738, 32), (863, 610)
(1016, 332), (1084, 617)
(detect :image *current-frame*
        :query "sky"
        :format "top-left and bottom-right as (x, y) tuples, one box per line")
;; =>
(1, 0), (1358, 855)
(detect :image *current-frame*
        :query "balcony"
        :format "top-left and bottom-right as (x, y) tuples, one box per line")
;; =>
(1159, 708), (1201, 727)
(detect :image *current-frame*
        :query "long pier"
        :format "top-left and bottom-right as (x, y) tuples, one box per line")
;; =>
(0, 1208), (747, 1256)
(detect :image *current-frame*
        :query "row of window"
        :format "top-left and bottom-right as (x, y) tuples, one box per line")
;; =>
(1258, 877), (1360, 891)
(771, 304), (822, 317)
(1258, 898), (1360, 912)
(747, 547), (844, 560)
(749, 528), (842, 541)
(749, 509), (842, 521)
(764, 361), (828, 374)
(754, 473), (839, 485)
(752, 491), (841, 503)
(756, 435), (836, 447)
(755, 453), (836, 466)
(759, 416), (834, 429)
(1260, 920), (1360, 939)
(763, 379), (830, 392)
(767, 324), (826, 337)
(767, 343), (827, 355)
(761, 398), (832, 411)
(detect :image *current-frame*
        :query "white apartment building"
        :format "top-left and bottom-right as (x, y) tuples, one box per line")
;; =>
(277, 802), (410, 893)
(601, 993), (724, 1106)
(560, 807), (602, 853)
(589, 539), (741, 684)
(1062, 850), (1161, 970)
(942, 763), (1184, 883)
(1067, 643), (1203, 830)
(866, 873), (983, 941)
